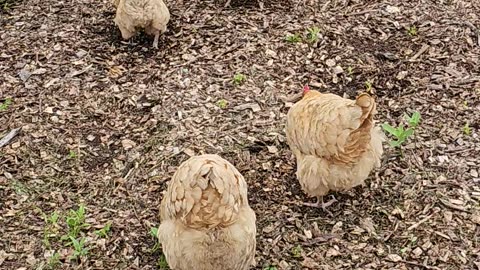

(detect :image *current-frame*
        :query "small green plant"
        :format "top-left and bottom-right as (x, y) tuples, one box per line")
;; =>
(382, 123), (412, 148)
(347, 66), (354, 75)
(263, 266), (277, 270)
(46, 211), (60, 225)
(62, 204), (89, 241)
(365, 80), (373, 92)
(46, 252), (61, 269)
(216, 99), (228, 109)
(68, 150), (77, 159)
(0, 98), (12, 111)
(404, 111), (421, 129)
(42, 211), (60, 247)
(463, 122), (471, 135)
(157, 254), (170, 269)
(95, 221), (112, 238)
(150, 227), (161, 253)
(291, 245), (303, 258)
(306, 27), (320, 43)
(285, 33), (301, 43)
(407, 25), (417, 36)
(2, 2), (10, 11)
(233, 74), (246, 85)
(382, 111), (421, 148)
(69, 236), (88, 261)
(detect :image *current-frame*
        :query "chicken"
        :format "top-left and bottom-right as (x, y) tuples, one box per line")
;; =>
(113, 0), (170, 49)
(158, 154), (256, 270)
(286, 85), (384, 211)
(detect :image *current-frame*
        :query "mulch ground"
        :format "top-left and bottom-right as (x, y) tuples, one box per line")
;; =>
(1, 0), (479, 269)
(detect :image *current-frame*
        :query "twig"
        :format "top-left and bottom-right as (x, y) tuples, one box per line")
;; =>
(409, 44), (430, 61)
(302, 234), (338, 246)
(439, 198), (470, 213)
(407, 213), (434, 231)
(0, 127), (21, 148)
(346, 9), (378, 17)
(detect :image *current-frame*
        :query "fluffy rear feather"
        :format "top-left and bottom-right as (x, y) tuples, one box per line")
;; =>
(113, 0), (170, 40)
(158, 154), (256, 270)
(286, 90), (384, 198)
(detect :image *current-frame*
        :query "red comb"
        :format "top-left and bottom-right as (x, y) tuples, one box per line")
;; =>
(303, 85), (310, 94)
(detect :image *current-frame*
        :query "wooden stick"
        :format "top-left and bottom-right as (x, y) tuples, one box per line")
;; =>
(0, 128), (21, 148)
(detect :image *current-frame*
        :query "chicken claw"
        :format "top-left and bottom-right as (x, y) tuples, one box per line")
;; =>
(303, 195), (337, 215)
(153, 31), (159, 49)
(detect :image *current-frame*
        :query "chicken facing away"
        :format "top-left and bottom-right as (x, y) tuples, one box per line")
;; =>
(158, 154), (257, 270)
(286, 86), (384, 211)
(113, 0), (170, 49)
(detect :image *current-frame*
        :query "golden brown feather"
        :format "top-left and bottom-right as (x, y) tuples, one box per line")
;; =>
(286, 89), (384, 210)
(113, 0), (170, 48)
(158, 154), (256, 270)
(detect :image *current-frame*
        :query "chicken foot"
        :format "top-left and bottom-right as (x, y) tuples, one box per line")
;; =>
(303, 195), (337, 213)
(153, 31), (160, 49)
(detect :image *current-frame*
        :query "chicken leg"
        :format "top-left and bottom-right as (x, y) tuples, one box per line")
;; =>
(303, 195), (337, 212)
(153, 31), (160, 49)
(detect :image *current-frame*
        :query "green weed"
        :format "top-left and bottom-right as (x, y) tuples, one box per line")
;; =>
(291, 245), (303, 258)
(285, 33), (301, 43)
(463, 122), (471, 135)
(95, 221), (112, 238)
(150, 227), (161, 253)
(233, 74), (246, 85)
(382, 111), (421, 148)
(407, 25), (417, 36)
(157, 254), (170, 269)
(42, 211), (60, 247)
(62, 204), (89, 241)
(68, 150), (77, 159)
(46, 252), (61, 269)
(0, 98), (12, 111)
(306, 27), (320, 43)
(347, 66), (354, 76)
(404, 111), (421, 129)
(365, 80), (373, 93)
(69, 236), (88, 261)
(216, 99), (228, 109)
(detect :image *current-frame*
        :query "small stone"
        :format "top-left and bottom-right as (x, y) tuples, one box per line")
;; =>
(396, 71), (408, 80)
(279, 260), (290, 269)
(325, 59), (336, 67)
(412, 247), (423, 257)
(76, 49), (88, 58)
(44, 107), (54, 114)
(87, 135), (96, 141)
(121, 139), (136, 150)
(387, 254), (402, 262)
(50, 116), (59, 123)
(386, 5), (400, 13)
(18, 69), (31, 82)
(326, 248), (340, 257)
(333, 66), (344, 74)
(304, 229), (312, 239)
(267, 145), (278, 154)
(265, 49), (277, 58)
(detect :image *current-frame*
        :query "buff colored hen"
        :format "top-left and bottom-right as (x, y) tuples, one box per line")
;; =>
(286, 86), (384, 210)
(158, 154), (256, 270)
(113, 0), (170, 48)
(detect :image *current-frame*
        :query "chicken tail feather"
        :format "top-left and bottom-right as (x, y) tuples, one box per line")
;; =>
(335, 93), (378, 163)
